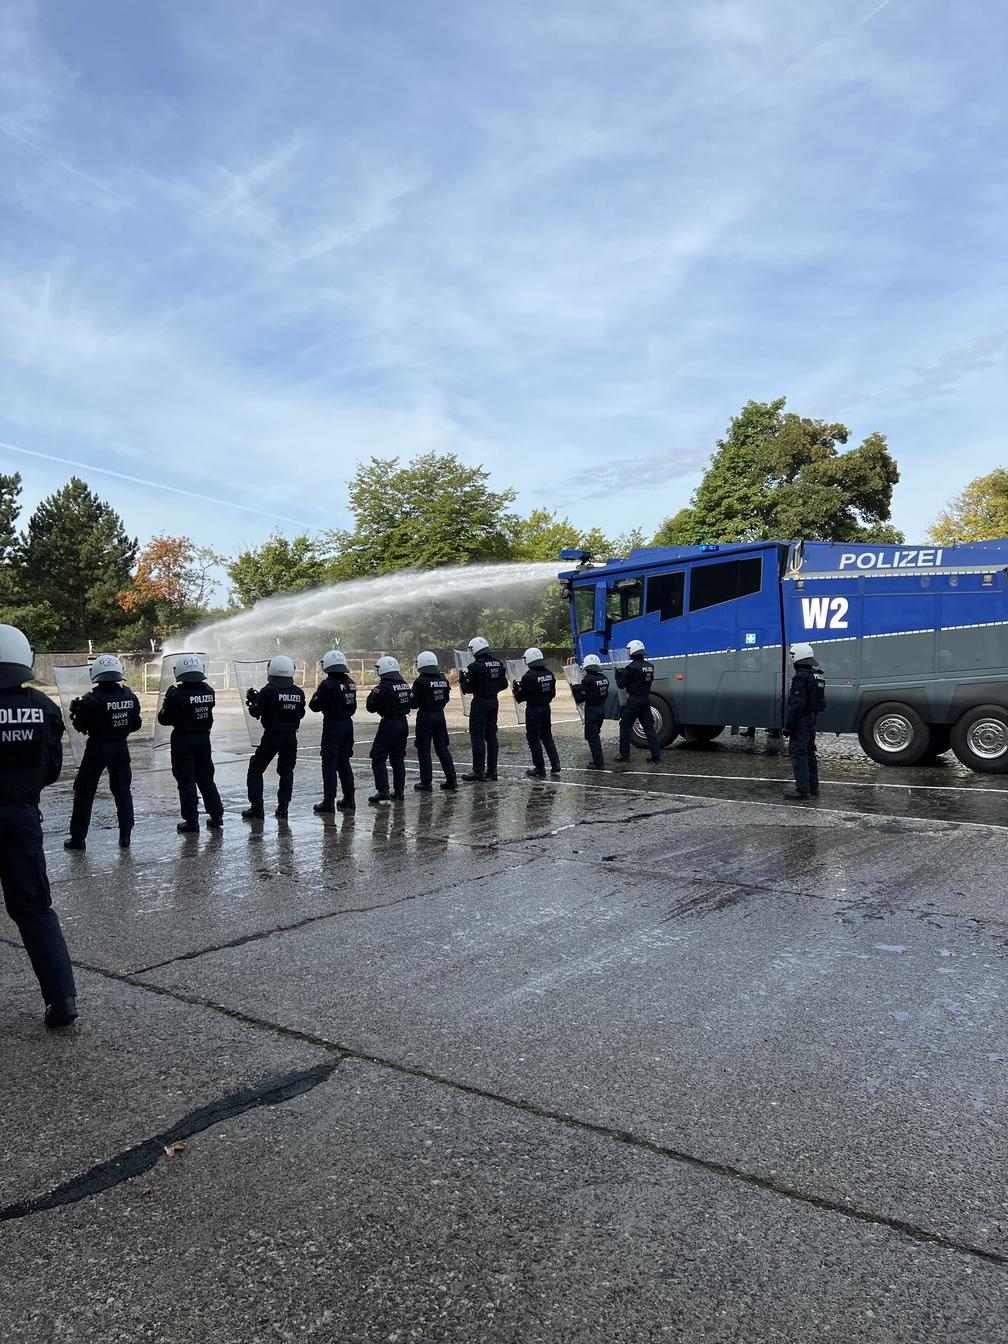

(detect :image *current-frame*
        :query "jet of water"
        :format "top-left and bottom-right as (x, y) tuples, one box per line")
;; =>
(167, 561), (561, 656)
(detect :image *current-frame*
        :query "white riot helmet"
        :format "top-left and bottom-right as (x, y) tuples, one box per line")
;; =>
(627, 639), (646, 657)
(582, 654), (602, 669)
(789, 642), (815, 665)
(90, 654), (124, 683)
(267, 654), (296, 682)
(376, 655), (400, 676)
(467, 636), (489, 655)
(174, 653), (205, 683)
(416, 650), (439, 670)
(524, 647), (544, 665)
(0, 624), (33, 688)
(321, 650), (348, 673)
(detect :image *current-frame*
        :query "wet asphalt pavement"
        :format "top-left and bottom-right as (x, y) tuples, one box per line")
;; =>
(1, 704), (1006, 1343)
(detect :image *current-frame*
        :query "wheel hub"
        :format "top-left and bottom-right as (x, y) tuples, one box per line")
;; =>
(967, 718), (1008, 760)
(873, 714), (914, 753)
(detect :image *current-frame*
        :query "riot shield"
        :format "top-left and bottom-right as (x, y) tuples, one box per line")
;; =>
(607, 647), (630, 710)
(453, 649), (473, 718)
(53, 665), (93, 767)
(233, 660), (270, 748)
(562, 663), (585, 724)
(506, 658), (527, 724)
(153, 652), (208, 752)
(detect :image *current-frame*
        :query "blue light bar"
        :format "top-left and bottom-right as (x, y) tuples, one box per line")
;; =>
(697, 543), (720, 552)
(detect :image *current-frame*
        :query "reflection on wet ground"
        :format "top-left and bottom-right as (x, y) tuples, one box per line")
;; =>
(2, 713), (1006, 1341)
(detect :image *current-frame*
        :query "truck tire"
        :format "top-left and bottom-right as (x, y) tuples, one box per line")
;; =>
(858, 702), (931, 766)
(681, 724), (725, 745)
(950, 705), (1008, 773)
(629, 696), (678, 749)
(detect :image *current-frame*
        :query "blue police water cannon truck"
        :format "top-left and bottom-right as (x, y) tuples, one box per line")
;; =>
(558, 540), (1008, 773)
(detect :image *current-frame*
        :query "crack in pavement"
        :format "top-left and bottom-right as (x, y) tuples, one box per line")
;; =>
(14, 950), (1004, 1269)
(0, 1059), (340, 1223)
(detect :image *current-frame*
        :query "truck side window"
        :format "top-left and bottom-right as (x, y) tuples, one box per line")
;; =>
(646, 571), (684, 621)
(573, 585), (596, 633)
(606, 580), (643, 623)
(689, 558), (762, 613)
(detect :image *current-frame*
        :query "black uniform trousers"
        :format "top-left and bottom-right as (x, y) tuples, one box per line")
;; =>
(525, 704), (560, 773)
(69, 739), (134, 841)
(584, 706), (606, 768)
(469, 695), (499, 776)
(247, 732), (298, 809)
(415, 709), (455, 787)
(171, 732), (223, 824)
(321, 720), (355, 803)
(0, 802), (76, 1006)
(619, 695), (661, 758)
(788, 714), (819, 796)
(371, 718), (408, 796)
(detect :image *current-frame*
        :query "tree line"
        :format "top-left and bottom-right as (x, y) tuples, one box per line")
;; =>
(1, 396), (1003, 653)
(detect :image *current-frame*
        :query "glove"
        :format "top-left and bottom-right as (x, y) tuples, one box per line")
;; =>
(511, 680), (520, 694)
(245, 688), (259, 708)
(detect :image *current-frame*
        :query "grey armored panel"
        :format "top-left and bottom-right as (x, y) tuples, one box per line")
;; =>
(233, 660), (270, 748)
(453, 649), (473, 718)
(53, 665), (93, 767)
(506, 659), (527, 724)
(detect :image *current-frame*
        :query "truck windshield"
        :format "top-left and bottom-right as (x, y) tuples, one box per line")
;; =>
(573, 585), (596, 633)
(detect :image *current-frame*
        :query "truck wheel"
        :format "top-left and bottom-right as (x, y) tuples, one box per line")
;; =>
(950, 705), (1008, 773)
(629, 696), (678, 749)
(858, 702), (931, 766)
(681, 724), (725, 745)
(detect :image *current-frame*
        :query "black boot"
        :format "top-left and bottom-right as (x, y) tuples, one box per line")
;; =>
(119, 828), (132, 848)
(368, 792), (391, 806)
(63, 837), (86, 851)
(550, 768), (562, 776)
(206, 816), (224, 829)
(440, 779), (457, 791)
(241, 806), (264, 821)
(275, 806), (288, 820)
(526, 769), (546, 778)
(45, 997), (78, 1029)
(336, 797), (355, 812)
(414, 782), (433, 792)
(460, 772), (485, 782)
(486, 771), (498, 781)
(781, 788), (809, 801)
(177, 821), (199, 833)
(313, 800), (335, 814)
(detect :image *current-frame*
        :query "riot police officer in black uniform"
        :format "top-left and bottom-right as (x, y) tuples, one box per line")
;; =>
(411, 650), (456, 792)
(366, 655), (411, 804)
(158, 652), (224, 832)
(64, 654), (142, 850)
(459, 636), (508, 782)
(0, 624), (77, 1028)
(242, 655), (306, 821)
(310, 649), (357, 813)
(782, 642), (826, 800)
(513, 647), (561, 778)
(614, 639), (661, 763)
(571, 653), (609, 770)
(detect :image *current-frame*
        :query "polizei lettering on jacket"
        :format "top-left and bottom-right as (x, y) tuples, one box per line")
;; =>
(0, 707), (44, 725)
(837, 548), (944, 571)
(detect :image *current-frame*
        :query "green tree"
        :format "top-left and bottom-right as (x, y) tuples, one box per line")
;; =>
(227, 533), (327, 608)
(329, 452), (517, 575)
(928, 469), (1008, 544)
(653, 398), (903, 545)
(16, 478), (135, 647)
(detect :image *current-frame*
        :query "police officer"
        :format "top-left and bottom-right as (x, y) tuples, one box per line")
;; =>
(242, 655), (306, 821)
(782, 642), (826, 800)
(64, 655), (142, 850)
(158, 653), (224, 833)
(0, 624), (77, 1028)
(614, 639), (661, 763)
(459, 636), (508, 782)
(571, 653), (609, 770)
(365, 655), (411, 804)
(513, 647), (561, 779)
(411, 651), (456, 792)
(309, 650), (357, 813)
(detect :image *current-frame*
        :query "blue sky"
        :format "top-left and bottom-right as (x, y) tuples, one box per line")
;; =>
(1, 0), (1005, 581)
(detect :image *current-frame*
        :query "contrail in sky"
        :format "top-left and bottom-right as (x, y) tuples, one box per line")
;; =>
(0, 441), (313, 529)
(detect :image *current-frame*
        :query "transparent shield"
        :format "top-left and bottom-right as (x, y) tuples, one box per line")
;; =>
(453, 649), (473, 718)
(233, 660), (270, 748)
(562, 663), (585, 724)
(153, 652), (208, 752)
(607, 648), (630, 710)
(506, 659), (527, 724)
(53, 665), (93, 767)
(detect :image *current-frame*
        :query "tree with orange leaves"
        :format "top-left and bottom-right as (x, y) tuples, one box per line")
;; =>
(120, 535), (225, 640)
